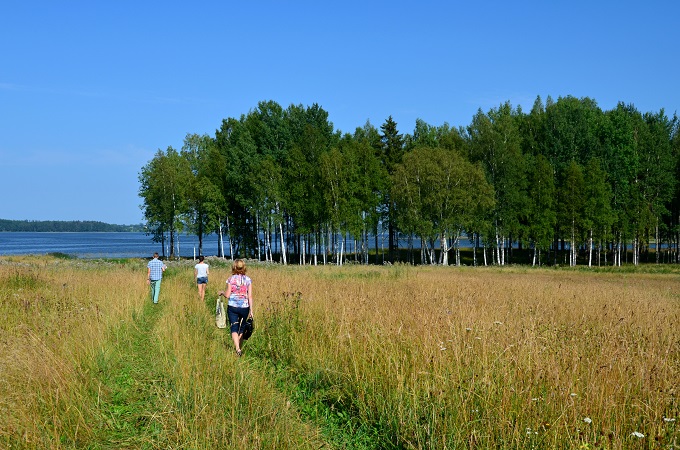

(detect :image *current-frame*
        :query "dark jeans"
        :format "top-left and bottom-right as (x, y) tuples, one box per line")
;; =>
(227, 305), (250, 334)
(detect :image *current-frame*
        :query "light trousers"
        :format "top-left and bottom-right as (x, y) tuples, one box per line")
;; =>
(150, 279), (162, 303)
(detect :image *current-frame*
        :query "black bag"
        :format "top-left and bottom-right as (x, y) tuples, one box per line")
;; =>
(241, 316), (254, 340)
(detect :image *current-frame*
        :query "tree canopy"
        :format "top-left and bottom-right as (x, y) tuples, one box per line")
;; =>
(139, 97), (680, 266)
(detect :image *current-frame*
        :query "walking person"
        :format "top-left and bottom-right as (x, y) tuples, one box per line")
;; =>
(147, 252), (167, 304)
(218, 259), (253, 357)
(194, 255), (209, 302)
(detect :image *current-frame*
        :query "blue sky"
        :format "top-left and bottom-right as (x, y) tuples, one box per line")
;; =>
(2, 1), (678, 225)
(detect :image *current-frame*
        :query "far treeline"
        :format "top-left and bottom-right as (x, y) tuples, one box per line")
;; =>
(138, 96), (680, 267)
(0, 220), (144, 233)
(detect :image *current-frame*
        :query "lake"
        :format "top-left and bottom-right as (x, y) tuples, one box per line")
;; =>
(0, 232), (224, 259)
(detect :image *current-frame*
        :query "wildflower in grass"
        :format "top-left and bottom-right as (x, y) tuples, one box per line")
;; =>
(583, 417), (592, 424)
(630, 431), (644, 438)
(570, 393), (578, 397)
(493, 321), (503, 325)
(465, 327), (472, 331)
(663, 417), (675, 422)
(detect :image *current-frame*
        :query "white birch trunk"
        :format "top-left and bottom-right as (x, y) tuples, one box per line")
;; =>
(440, 234), (449, 265)
(256, 213), (261, 261)
(473, 233), (477, 267)
(495, 232), (500, 265)
(300, 235), (305, 266)
(455, 236), (460, 266)
(656, 221), (659, 264)
(264, 222), (271, 262)
(279, 221), (287, 265)
(570, 220), (576, 267)
(337, 235), (344, 266)
(219, 219), (225, 259)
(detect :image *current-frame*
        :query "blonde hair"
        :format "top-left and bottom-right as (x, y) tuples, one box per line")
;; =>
(231, 259), (247, 275)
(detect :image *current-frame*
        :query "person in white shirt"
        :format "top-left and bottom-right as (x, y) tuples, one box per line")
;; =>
(194, 255), (209, 302)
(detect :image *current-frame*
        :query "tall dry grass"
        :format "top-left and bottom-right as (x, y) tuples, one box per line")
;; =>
(0, 256), (146, 447)
(0, 256), (329, 449)
(247, 264), (679, 449)
(1, 256), (678, 449)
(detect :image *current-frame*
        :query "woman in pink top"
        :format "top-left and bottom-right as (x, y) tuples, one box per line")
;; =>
(218, 259), (253, 356)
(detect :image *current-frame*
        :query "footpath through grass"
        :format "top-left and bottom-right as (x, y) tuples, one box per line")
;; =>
(0, 257), (331, 449)
(90, 300), (170, 448)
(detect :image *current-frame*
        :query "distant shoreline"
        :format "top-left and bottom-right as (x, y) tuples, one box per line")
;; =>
(0, 219), (144, 233)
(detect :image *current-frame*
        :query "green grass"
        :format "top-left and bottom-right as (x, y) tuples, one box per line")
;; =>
(87, 301), (170, 448)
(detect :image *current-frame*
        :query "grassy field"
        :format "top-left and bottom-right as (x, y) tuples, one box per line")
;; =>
(0, 256), (678, 449)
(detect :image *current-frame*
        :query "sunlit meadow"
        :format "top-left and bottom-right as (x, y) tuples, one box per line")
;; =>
(0, 255), (678, 449)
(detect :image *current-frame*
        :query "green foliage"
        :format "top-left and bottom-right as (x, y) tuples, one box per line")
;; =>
(138, 97), (680, 267)
(392, 146), (494, 264)
(138, 146), (192, 258)
(526, 153), (556, 253)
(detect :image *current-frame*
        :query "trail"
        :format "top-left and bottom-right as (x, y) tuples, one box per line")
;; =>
(90, 300), (170, 448)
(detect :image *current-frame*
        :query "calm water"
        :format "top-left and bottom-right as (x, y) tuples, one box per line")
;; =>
(0, 232), (225, 258)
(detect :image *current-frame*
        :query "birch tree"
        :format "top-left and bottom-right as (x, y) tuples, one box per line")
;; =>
(181, 133), (224, 256)
(526, 153), (556, 266)
(138, 147), (191, 258)
(582, 158), (614, 266)
(467, 103), (527, 265)
(557, 161), (585, 266)
(392, 146), (494, 265)
(638, 110), (676, 263)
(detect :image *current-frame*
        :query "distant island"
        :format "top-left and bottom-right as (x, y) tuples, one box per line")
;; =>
(0, 219), (145, 232)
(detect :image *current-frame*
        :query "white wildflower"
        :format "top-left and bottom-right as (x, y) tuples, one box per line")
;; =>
(663, 417), (675, 422)
(630, 431), (644, 438)
(583, 417), (592, 424)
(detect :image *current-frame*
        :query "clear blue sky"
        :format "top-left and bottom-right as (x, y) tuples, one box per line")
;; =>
(2, 1), (678, 225)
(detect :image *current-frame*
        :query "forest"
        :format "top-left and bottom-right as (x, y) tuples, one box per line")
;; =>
(0, 219), (143, 232)
(138, 95), (680, 266)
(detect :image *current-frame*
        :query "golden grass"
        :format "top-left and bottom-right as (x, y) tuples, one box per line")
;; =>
(245, 264), (679, 448)
(0, 256), (678, 449)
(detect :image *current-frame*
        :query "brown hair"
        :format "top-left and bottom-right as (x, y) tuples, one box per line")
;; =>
(231, 259), (247, 275)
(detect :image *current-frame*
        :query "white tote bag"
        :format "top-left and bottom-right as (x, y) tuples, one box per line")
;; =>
(215, 297), (227, 329)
